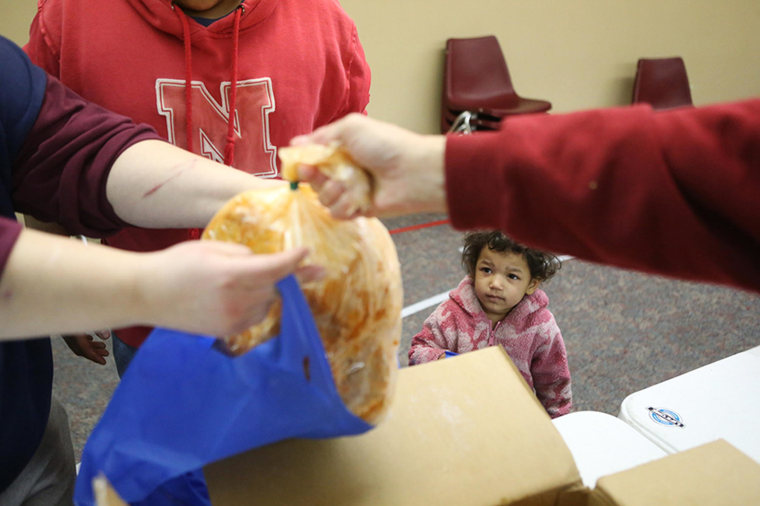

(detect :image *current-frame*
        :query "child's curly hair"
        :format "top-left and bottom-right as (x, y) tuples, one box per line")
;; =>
(461, 231), (561, 282)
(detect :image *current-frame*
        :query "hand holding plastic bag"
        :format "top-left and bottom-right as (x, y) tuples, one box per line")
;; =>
(202, 183), (402, 423)
(74, 275), (373, 505)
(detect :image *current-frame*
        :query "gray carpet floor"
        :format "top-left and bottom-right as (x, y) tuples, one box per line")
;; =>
(52, 212), (760, 461)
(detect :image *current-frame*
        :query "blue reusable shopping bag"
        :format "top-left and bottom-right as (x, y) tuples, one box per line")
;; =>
(74, 275), (373, 505)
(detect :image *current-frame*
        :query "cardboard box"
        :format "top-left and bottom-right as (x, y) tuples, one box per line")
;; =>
(204, 347), (760, 505)
(589, 440), (760, 505)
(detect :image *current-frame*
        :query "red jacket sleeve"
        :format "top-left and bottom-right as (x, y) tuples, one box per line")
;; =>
(445, 100), (760, 293)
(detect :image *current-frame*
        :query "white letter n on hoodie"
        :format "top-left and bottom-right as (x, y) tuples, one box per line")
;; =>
(156, 78), (277, 177)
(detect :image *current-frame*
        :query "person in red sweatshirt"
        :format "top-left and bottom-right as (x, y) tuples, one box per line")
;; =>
(291, 100), (760, 295)
(25, 0), (371, 375)
(409, 230), (571, 418)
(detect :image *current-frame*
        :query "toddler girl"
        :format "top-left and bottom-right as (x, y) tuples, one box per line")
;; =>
(409, 230), (571, 417)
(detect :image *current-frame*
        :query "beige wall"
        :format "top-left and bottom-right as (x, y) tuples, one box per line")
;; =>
(3, 1), (36, 46)
(4, 1), (38, 226)
(340, 0), (760, 133)
(4, 1), (759, 134)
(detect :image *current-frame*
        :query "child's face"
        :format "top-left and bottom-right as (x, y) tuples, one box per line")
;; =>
(473, 246), (539, 325)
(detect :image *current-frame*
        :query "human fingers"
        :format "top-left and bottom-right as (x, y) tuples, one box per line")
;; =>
(290, 116), (351, 147)
(62, 334), (88, 358)
(322, 191), (366, 220)
(295, 165), (330, 190)
(294, 263), (326, 284)
(67, 334), (108, 365)
(196, 242), (319, 281)
(84, 340), (108, 365)
(93, 329), (111, 340)
(311, 177), (348, 210)
(86, 337), (107, 350)
(241, 246), (312, 283)
(292, 115), (415, 215)
(143, 241), (320, 337)
(198, 240), (256, 257)
(221, 248), (321, 332)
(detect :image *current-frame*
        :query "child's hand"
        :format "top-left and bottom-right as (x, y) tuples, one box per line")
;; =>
(61, 330), (111, 365)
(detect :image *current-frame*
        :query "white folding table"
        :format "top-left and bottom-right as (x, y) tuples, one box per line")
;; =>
(618, 345), (760, 463)
(552, 410), (667, 487)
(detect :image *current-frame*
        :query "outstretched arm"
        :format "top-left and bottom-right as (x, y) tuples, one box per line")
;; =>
(12, 70), (282, 236)
(293, 102), (760, 293)
(0, 226), (320, 341)
(105, 139), (282, 229)
(2, 38), (316, 342)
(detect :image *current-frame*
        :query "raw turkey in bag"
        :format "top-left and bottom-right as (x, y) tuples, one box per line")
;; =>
(202, 147), (402, 422)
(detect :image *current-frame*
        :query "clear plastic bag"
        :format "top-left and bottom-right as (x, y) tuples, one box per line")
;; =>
(202, 183), (402, 423)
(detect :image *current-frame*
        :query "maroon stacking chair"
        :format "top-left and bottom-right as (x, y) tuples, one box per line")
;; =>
(441, 35), (551, 133)
(632, 57), (693, 110)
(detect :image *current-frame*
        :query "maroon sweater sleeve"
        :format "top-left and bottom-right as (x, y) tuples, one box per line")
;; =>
(12, 74), (162, 237)
(0, 217), (23, 281)
(445, 99), (760, 293)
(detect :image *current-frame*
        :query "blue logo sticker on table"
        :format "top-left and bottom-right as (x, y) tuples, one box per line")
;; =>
(647, 406), (685, 428)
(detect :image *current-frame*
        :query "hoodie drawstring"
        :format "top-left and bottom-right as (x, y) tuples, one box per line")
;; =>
(172, 3), (242, 165)
(224, 6), (242, 166)
(174, 6), (195, 154)
(172, 3), (243, 240)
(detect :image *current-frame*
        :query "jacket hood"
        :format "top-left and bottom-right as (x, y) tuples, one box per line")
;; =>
(125, 0), (277, 39)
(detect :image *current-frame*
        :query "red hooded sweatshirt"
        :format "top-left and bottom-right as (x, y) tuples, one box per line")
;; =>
(26, 0), (371, 347)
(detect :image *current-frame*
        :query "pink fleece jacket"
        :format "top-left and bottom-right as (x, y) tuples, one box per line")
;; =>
(409, 276), (572, 417)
